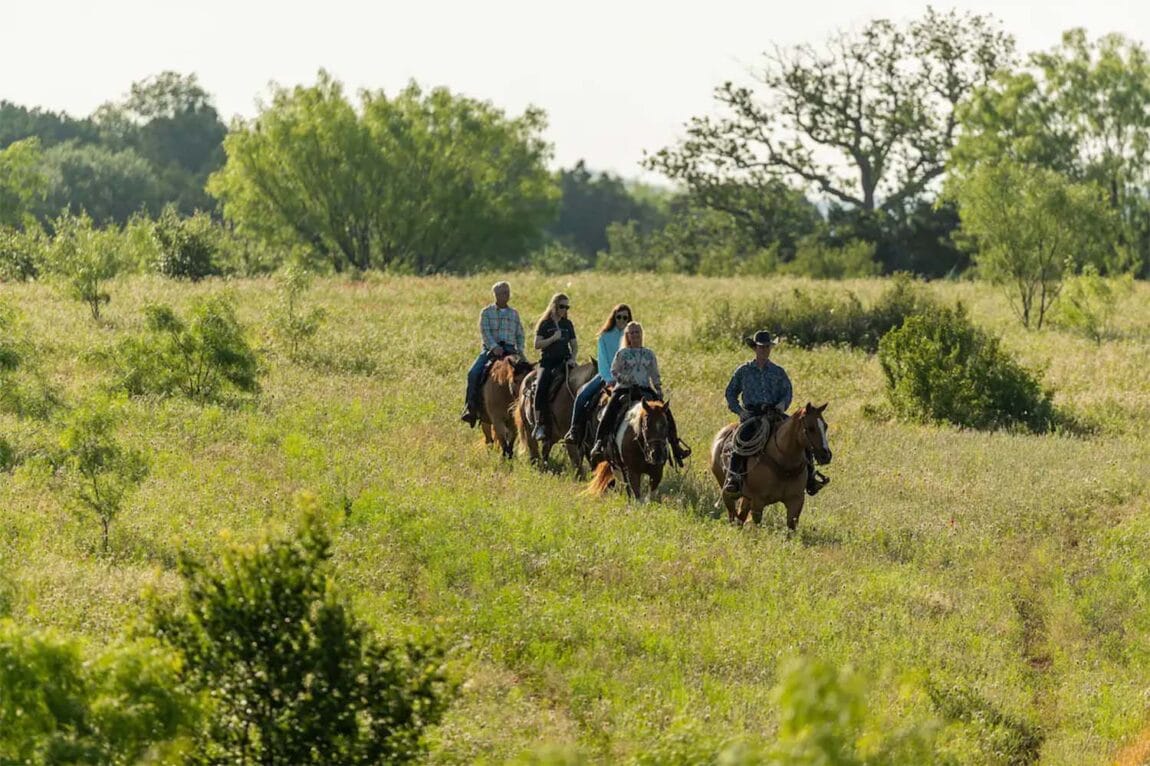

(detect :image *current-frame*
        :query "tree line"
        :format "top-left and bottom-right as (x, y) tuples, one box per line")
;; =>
(3, 10), (1150, 289)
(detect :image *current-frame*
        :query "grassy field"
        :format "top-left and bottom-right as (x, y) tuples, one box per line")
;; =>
(1, 272), (1148, 764)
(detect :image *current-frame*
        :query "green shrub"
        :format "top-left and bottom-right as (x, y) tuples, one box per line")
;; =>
(109, 295), (260, 402)
(927, 683), (1042, 766)
(878, 305), (1055, 432)
(1050, 265), (1134, 343)
(0, 620), (196, 764)
(272, 264), (326, 359)
(56, 399), (149, 552)
(527, 240), (592, 274)
(43, 212), (124, 320)
(698, 275), (933, 352)
(779, 236), (882, 279)
(146, 510), (453, 765)
(0, 300), (59, 420)
(0, 224), (47, 281)
(152, 205), (221, 280)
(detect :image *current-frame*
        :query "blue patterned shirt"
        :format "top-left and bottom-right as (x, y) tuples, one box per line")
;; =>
(479, 304), (525, 353)
(725, 360), (793, 416)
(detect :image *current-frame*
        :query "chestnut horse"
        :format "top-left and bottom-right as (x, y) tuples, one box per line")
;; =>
(708, 403), (832, 530)
(515, 360), (598, 468)
(480, 355), (533, 458)
(585, 399), (669, 500)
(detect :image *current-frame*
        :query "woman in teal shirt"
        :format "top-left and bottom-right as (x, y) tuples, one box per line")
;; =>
(563, 303), (631, 445)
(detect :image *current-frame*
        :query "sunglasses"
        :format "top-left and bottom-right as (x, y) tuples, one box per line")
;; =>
(557, 304), (570, 310)
(615, 314), (631, 321)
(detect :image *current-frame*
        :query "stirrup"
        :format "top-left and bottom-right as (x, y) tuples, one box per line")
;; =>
(460, 410), (478, 427)
(532, 425), (547, 441)
(562, 428), (579, 445)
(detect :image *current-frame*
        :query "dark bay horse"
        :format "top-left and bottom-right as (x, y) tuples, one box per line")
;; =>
(585, 399), (670, 500)
(708, 403), (832, 530)
(480, 355), (533, 458)
(515, 359), (598, 468)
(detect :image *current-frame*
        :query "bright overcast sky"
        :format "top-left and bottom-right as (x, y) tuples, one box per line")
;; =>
(3, 0), (1146, 182)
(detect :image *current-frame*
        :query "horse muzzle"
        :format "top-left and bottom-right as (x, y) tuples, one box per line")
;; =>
(814, 447), (832, 465)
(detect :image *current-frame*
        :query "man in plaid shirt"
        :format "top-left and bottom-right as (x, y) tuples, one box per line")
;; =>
(461, 281), (526, 426)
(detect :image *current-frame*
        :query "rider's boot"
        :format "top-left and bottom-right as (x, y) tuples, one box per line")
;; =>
(460, 405), (478, 427)
(722, 453), (747, 494)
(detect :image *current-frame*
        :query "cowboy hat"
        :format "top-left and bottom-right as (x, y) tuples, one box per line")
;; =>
(744, 329), (776, 349)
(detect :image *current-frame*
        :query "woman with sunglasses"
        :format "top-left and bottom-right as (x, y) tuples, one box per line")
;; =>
(531, 292), (578, 441)
(563, 303), (633, 446)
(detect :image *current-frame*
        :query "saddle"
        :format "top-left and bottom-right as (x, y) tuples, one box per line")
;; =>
(597, 386), (658, 462)
(521, 366), (570, 429)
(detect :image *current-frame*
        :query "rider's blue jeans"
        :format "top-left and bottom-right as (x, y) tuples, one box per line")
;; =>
(570, 374), (605, 431)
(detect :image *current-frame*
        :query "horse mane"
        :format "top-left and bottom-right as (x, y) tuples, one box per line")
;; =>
(490, 357), (516, 386)
(629, 400), (665, 431)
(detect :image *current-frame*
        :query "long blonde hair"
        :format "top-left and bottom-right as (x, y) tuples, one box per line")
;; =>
(534, 293), (570, 335)
(622, 321), (644, 348)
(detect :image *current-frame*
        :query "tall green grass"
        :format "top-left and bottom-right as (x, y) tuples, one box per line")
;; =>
(0, 272), (1148, 764)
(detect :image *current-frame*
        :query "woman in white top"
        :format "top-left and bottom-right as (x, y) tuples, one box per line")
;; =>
(589, 322), (690, 466)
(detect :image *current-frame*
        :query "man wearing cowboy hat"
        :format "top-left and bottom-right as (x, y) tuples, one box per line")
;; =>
(721, 329), (794, 494)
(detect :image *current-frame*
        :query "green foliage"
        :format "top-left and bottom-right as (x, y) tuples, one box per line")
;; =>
(779, 237), (881, 280)
(547, 160), (669, 257)
(43, 211), (124, 320)
(1050, 265), (1135, 343)
(152, 205), (221, 280)
(56, 399), (149, 552)
(0, 223), (48, 281)
(0, 299), (59, 420)
(527, 240), (593, 274)
(146, 511), (453, 765)
(948, 160), (1115, 328)
(878, 304), (1055, 432)
(954, 30), (1150, 276)
(209, 71), (558, 273)
(38, 141), (163, 225)
(698, 275), (933, 352)
(0, 620), (196, 764)
(109, 295), (260, 402)
(272, 265), (326, 359)
(0, 137), (47, 227)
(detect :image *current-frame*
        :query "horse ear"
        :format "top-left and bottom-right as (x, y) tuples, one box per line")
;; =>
(641, 400), (652, 413)
(817, 402), (828, 413)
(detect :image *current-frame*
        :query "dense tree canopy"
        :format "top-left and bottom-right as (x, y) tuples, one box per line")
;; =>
(954, 30), (1150, 275)
(209, 71), (558, 273)
(547, 161), (668, 256)
(0, 138), (46, 227)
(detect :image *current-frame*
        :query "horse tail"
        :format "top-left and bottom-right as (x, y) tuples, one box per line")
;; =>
(584, 461), (614, 496)
(513, 394), (529, 446)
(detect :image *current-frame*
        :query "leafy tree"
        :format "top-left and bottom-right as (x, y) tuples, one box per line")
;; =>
(209, 71), (558, 273)
(110, 295), (260, 402)
(0, 621), (195, 764)
(56, 399), (149, 552)
(39, 141), (162, 224)
(152, 204), (221, 280)
(0, 100), (100, 150)
(954, 30), (1150, 275)
(780, 236), (880, 279)
(146, 511), (453, 765)
(547, 160), (668, 256)
(648, 9), (1013, 245)
(94, 72), (227, 215)
(947, 161), (1115, 328)
(0, 299), (59, 420)
(43, 211), (125, 320)
(0, 137), (47, 227)
(0, 223), (48, 281)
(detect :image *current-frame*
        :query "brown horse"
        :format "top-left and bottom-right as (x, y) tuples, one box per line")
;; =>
(515, 359), (598, 468)
(709, 403), (832, 530)
(480, 355), (533, 458)
(585, 399), (669, 500)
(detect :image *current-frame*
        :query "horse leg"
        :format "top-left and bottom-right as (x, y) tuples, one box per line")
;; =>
(566, 442), (585, 480)
(736, 496), (752, 526)
(648, 464), (664, 499)
(750, 500), (766, 526)
(480, 420), (494, 445)
(784, 495), (805, 532)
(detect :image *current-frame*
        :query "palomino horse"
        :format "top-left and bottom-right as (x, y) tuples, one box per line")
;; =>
(709, 403), (832, 530)
(515, 360), (598, 468)
(480, 355), (534, 458)
(585, 398), (670, 500)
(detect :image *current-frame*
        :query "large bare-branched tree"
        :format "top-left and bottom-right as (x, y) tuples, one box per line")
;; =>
(647, 8), (1014, 223)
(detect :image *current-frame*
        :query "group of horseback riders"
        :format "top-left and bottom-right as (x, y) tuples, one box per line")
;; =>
(460, 281), (829, 497)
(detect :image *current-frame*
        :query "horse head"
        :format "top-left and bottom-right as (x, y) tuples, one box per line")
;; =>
(796, 402), (832, 465)
(637, 400), (670, 466)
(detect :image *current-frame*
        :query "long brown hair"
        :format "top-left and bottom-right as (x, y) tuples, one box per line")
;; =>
(597, 303), (633, 338)
(534, 292), (570, 335)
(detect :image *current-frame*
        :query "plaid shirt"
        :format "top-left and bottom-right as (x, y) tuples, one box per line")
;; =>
(725, 360), (792, 417)
(478, 303), (525, 353)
